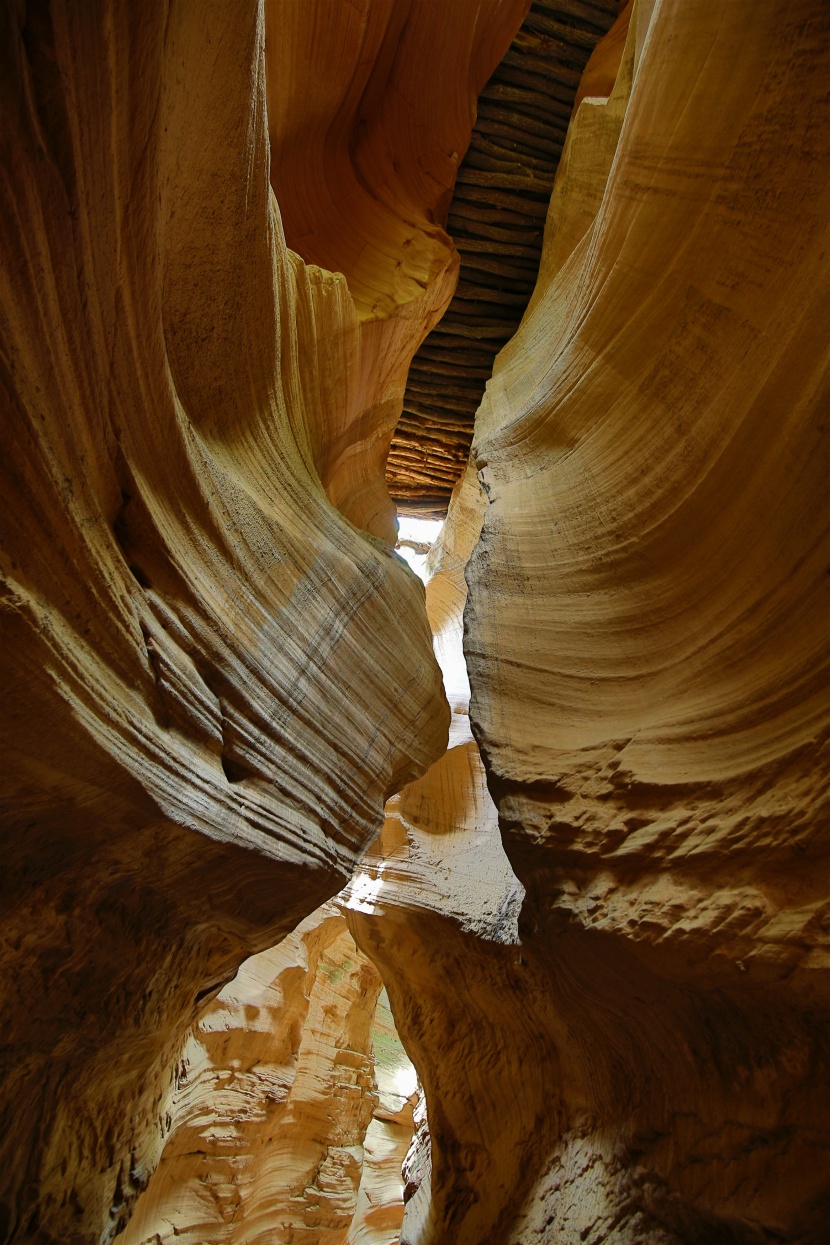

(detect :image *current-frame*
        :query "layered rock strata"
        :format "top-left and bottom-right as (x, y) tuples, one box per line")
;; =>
(388, 0), (621, 515)
(460, 0), (830, 1238)
(0, 1), (526, 1240)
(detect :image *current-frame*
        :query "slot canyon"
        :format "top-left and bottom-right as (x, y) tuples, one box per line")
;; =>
(1, 0), (828, 1242)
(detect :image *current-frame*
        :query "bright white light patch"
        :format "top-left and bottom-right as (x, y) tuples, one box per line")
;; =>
(395, 517), (444, 582)
(394, 1061), (418, 1098)
(397, 516), (444, 544)
(349, 872), (384, 910)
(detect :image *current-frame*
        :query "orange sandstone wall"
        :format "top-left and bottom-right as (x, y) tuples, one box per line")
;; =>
(265, 0), (529, 541)
(460, 0), (830, 1237)
(0, 1), (525, 1241)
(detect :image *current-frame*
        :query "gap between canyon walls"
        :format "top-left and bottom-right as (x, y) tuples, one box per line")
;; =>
(1, 0), (827, 1243)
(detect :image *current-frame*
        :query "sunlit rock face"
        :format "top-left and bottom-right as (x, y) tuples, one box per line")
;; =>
(461, 0), (830, 1239)
(118, 905), (417, 1245)
(0, 0), (527, 1240)
(345, 463), (537, 1245)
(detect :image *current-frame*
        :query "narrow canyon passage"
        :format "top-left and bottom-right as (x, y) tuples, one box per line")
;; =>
(1, 1), (828, 1244)
(118, 903), (421, 1245)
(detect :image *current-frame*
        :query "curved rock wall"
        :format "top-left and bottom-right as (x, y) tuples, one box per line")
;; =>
(0, 1), (526, 1240)
(3, 0), (827, 1241)
(461, 0), (830, 1238)
(266, 0), (528, 540)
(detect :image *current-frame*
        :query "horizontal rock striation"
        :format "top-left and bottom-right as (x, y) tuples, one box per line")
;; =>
(387, 0), (621, 516)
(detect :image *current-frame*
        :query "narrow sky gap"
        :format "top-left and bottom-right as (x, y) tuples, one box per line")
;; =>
(396, 516), (444, 580)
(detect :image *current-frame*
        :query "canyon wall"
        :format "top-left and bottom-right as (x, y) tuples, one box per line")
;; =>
(0, 1), (525, 1241)
(462, 0), (830, 1238)
(2, 0), (828, 1242)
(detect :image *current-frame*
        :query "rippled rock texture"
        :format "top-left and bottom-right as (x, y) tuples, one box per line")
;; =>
(119, 904), (418, 1245)
(0, 0), (527, 1240)
(388, 0), (621, 514)
(460, 0), (830, 1239)
(3, 0), (829, 1242)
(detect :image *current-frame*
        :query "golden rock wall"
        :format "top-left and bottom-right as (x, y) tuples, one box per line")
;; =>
(2, 0), (828, 1241)
(460, 0), (830, 1237)
(0, 0), (524, 1239)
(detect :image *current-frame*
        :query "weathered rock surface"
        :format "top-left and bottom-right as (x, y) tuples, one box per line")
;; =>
(388, 0), (622, 515)
(3, 0), (828, 1241)
(267, 0), (529, 540)
(460, 0), (830, 1238)
(0, 1), (526, 1240)
(118, 907), (416, 1245)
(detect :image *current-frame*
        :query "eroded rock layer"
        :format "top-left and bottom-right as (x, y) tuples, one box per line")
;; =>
(461, 0), (830, 1238)
(0, 1), (525, 1240)
(119, 906), (417, 1245)
(3, 0), (828, 1240)
(387, 0), (621, 515)
(267, 0), (529, 537)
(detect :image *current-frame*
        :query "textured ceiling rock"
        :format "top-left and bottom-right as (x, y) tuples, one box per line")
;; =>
(461, 0), (830, 1238)
(0, 0), (528, 1239)
(387, 0), (622, 515)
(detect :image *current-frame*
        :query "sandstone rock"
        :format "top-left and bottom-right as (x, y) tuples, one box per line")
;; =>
(346, 988), (419, 1245)
(388, 0), (622, 516)
(266, 0), (530, 541)
(117, 905), (363, 1243)
(0, 0), (526, 1238)
(119, 906), (414, 1245)
(461, 0), (830, 1237)
(3, 0), (828, 1240)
